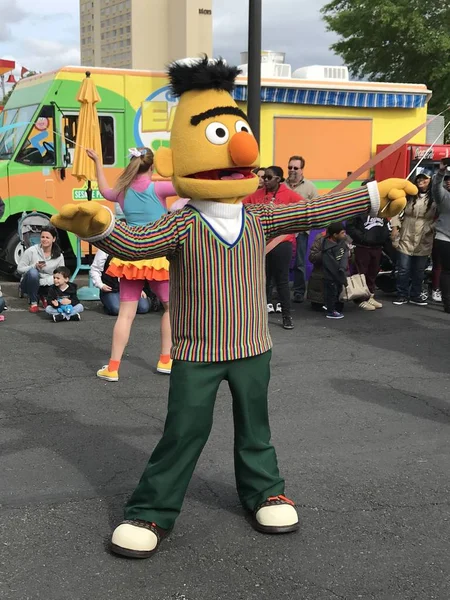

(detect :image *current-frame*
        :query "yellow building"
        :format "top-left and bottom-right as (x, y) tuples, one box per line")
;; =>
(80, 0), (213, 70)
(236, 56), (431, 192)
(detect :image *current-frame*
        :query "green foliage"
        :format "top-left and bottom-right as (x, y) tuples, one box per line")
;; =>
(321, 0), (450, 115)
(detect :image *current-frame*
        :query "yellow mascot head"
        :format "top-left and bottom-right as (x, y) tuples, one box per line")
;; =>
(155, 57), (260, 203)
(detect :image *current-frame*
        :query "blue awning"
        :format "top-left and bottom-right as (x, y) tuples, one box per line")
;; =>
(233, 86), (427, 109)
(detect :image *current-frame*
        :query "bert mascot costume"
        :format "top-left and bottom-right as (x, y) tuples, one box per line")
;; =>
(53, 57), (416, 558)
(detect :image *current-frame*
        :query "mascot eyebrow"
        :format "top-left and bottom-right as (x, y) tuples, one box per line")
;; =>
(190, 106), (250, 126)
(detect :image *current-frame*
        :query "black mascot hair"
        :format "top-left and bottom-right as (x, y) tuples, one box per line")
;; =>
(167, 56), (242, 97)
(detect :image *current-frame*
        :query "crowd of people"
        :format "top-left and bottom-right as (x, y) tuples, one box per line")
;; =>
(5, 150), (450, 371)
(252, 158), (450, 320)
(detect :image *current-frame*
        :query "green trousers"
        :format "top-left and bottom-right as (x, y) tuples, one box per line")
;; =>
(124, 350), (285, 529)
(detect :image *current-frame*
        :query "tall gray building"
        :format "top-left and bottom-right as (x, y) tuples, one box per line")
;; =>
(80, 0), (213, 70)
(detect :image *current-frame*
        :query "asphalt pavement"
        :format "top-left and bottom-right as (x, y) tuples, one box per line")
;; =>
(0, 279), (449, 600)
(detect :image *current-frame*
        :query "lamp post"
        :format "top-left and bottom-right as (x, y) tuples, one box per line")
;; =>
(247, 0), (262, 144)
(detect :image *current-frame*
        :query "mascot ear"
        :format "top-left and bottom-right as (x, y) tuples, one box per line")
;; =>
(154, 147), (174, 178)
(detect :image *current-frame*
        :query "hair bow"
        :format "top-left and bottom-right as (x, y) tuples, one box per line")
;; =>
(128, 148), (146, 159)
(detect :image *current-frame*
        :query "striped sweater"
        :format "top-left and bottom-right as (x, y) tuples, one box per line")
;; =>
(93, 185), (377, 362)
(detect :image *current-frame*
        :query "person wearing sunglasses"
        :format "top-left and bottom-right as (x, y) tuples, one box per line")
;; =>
(252, 167), (266, 189)
(245, 166), (303, 330)
(286, 156), (319, 305)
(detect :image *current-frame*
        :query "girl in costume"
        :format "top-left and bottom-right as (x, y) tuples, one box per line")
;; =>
(86, 147), (175, 380)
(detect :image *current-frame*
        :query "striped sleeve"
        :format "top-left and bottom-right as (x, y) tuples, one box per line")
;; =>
(94, 211), (184, 260)
(247, 187), (373, 239)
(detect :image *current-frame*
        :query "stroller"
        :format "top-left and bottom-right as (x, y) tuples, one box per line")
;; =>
(18, 211), (52, 251)
(17, 211), (52, 299)
(375, 250), (397, 294)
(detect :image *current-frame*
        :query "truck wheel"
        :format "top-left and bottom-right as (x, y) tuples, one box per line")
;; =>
(3, 231), (25, 268)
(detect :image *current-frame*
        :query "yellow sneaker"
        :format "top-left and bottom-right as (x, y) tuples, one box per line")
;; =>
(157, 359), (172, 374)
(97, 365), (119, 382)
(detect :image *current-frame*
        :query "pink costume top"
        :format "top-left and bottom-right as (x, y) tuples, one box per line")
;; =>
(100, 176), (176, 216)
(100, 175), (177, 281)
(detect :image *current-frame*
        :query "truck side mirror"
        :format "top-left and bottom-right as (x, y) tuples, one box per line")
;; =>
(64, 151), (71, 167)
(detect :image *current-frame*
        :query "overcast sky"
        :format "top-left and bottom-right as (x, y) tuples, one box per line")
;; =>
(0, 0), (341, 76)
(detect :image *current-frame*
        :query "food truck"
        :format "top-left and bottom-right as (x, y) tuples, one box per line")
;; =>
(0, 63), (432, 267)
(375, 143), (450, 181)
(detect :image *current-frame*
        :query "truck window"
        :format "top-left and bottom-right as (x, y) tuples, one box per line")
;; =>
(16, 105), (56, 166)
(0, 104), (39, 160)
(63, 115), (115, 165)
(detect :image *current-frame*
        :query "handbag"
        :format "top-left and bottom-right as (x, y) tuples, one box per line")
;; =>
(339, 273), (371, 302)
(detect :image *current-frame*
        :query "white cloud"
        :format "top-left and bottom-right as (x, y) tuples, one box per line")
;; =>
(0, 0), (25, 22)
(0, 0), (26, 40)
(1, 0), (80, 74)
(213, 0), (341, 69)
(16, 0), (78, 18)
(18, 39), (80, 72)
(1, 0), (338, 75)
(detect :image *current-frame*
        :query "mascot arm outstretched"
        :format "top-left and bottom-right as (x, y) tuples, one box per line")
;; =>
(52, 178), (416, 261)
(252, 178), (417, 240)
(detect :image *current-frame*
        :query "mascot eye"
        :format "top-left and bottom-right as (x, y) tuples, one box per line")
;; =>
(205, 122), (230, 145)
(235, 120), (251, 134)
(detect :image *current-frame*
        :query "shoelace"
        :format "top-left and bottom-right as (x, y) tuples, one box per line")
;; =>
(267, 494), (295, 506)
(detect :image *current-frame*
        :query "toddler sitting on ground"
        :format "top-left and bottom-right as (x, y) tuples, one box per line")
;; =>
(45, 267), (84, 322)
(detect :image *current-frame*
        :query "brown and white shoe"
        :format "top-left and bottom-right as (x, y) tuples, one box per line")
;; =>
(252, 495), (299, 534)
(368, 295), (383, 309)
(110, 520), (169, 558)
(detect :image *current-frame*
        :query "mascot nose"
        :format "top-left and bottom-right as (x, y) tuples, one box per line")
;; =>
(229, 131), (259, 166)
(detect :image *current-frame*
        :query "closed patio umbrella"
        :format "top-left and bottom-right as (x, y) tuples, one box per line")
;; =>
(71, 71), (103, 300)
(72, 71), (102, 184)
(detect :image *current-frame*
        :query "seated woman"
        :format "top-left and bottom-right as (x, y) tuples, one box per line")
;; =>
(16, 225), (65, 312)
(90, 250), (150, 316)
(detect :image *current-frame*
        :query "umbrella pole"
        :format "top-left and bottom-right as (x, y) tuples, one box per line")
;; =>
(86, 180), (94, 263)
(77, 179), (100, 301)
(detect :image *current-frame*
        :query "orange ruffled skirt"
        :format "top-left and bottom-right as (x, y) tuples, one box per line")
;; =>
(106, 257), (169, 281)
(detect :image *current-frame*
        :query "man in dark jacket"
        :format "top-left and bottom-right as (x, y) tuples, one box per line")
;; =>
(322, 222), (349, 319)
(346, 214), (391, 310)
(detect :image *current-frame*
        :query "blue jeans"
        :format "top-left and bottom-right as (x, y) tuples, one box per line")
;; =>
(293, 232), (309, 296)
(100, 291), (150, 316)
(396, 252), (428, 299)
(21, 268), (48, 304)
(0, 297), (5, 313)
(46, 304), (84, 320)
